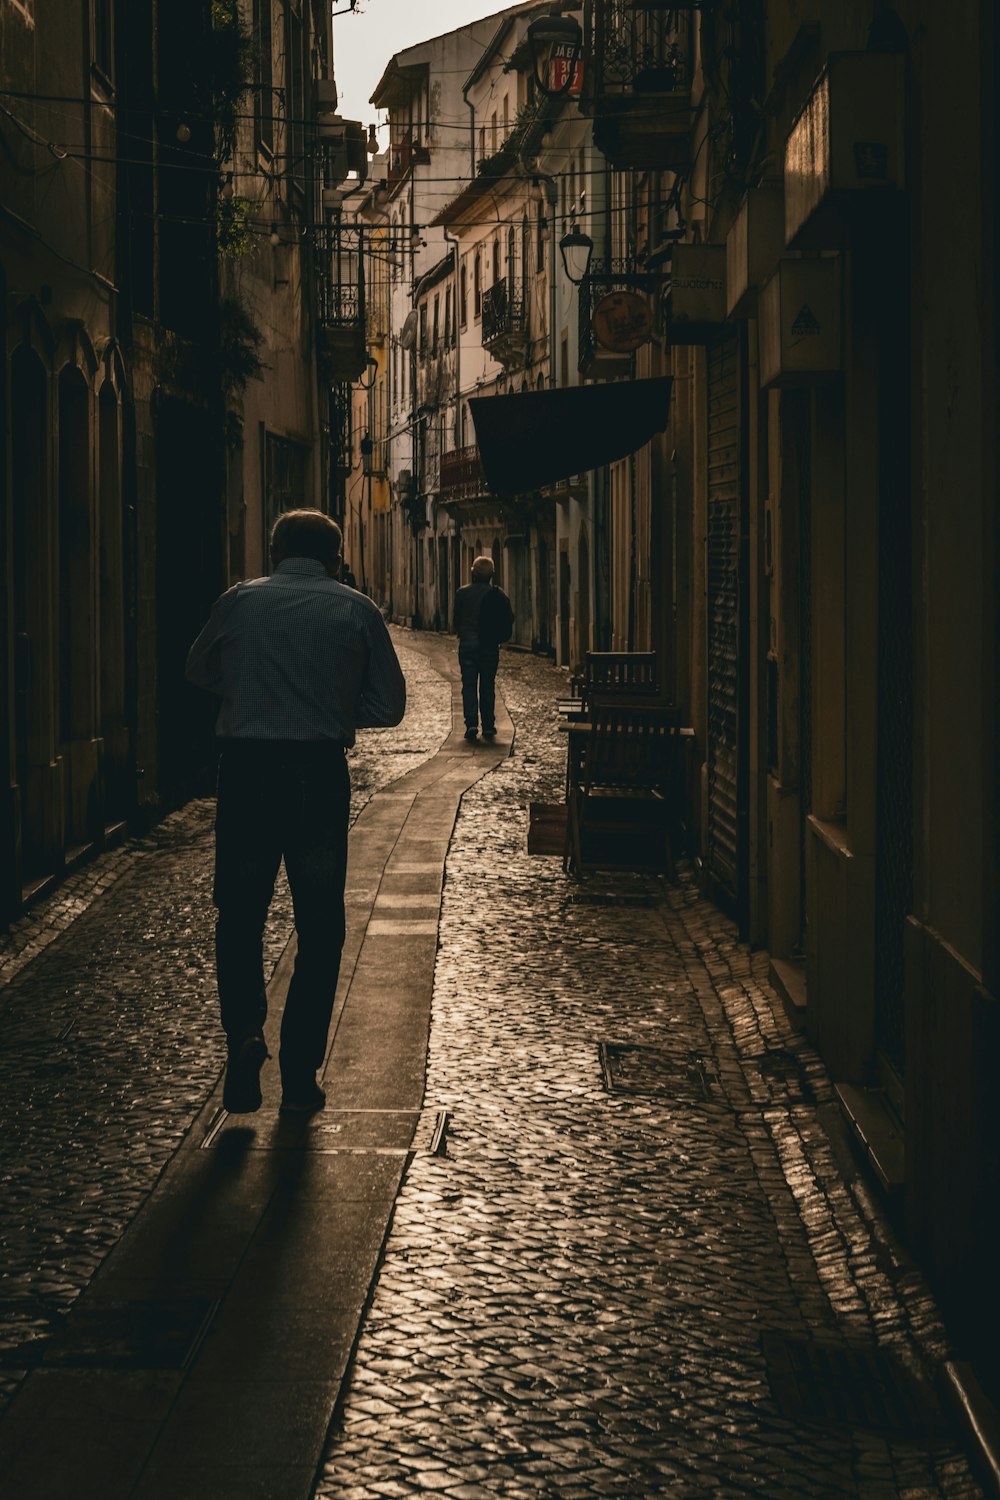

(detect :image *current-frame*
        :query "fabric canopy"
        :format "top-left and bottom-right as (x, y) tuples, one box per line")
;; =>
(469, 377), (673, 496)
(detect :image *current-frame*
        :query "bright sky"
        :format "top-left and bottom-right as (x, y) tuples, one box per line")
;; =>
(332, 0), (519, 135)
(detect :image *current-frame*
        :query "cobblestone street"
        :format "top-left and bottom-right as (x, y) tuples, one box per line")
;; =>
(0, 629), (986, 1498)
(0, 633), (452, 1414)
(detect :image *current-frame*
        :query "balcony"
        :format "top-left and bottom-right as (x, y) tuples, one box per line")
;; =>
(316, 278), (367, 382)
(581, 0), (695, 171)
(439, 445), (487, 503)
(482, 278), (529, 369)
(366, 303), (388, 346)
(387, 129), (430, 193)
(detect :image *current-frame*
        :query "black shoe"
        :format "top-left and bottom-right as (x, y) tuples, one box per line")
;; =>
(280, 1078), (327, 1115)
(482, 728), (497, 740)
(464, 727), (478, 741)
(223, 1033), (268, 1113)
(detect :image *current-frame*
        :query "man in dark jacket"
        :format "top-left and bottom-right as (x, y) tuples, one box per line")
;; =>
(453, 555), (514, 742)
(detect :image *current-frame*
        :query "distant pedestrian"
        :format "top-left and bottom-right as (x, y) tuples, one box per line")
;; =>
(341, 562), (357, 589)
(453, 555), (514, 742)
(186, 510), (406, 1115)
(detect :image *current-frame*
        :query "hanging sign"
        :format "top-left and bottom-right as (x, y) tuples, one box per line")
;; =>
(550, 43), (584, 97)
(592, 291), (652, 353)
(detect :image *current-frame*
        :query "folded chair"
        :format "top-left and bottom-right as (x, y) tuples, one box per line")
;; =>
(566, 703), (680, 879)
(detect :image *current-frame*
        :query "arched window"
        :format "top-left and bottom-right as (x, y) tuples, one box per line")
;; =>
(521, 214), (530, 282)
(536, 202), (545, 273)
(460, 262), (468, 327)
(491, 237), (500, 286)
(507, 226), (516, 289)
(474, 251), (482, 317)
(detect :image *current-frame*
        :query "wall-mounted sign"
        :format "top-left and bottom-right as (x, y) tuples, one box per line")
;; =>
(668, 243), (727, 342)
(758, 256), (841, 387)
(785, 52), (905, 246)
(593, 291), (652, 353)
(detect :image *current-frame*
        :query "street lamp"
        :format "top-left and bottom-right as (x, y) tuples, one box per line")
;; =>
(559, 222), (594, 285)
(359, 355), (378, 390)
(526, 7), (583, 98)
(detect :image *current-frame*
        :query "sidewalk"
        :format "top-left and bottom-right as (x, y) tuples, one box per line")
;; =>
(0, 629), (987, 1499)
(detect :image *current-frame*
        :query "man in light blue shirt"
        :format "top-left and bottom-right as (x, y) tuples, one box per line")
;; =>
(187, 509), (405, 1115)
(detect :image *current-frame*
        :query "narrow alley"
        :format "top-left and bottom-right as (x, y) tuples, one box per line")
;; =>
(0, 635), (985, 1498)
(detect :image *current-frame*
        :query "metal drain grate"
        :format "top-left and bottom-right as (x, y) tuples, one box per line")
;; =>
(569, 893), (658, 908)
(0, 1298), (218, 1371)
(761, 1331), (949, 1442)
(600, 1042), (720, 1102)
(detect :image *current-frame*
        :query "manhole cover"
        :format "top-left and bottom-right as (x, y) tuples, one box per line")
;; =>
(600, 1042), (720, 1101)
(0, 1298), (218, 1371)
(761, 1330), (949, 1442)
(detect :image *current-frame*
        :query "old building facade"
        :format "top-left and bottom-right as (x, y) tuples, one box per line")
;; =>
(573, 0), (998, 1376)
(1, 0), (353, 922)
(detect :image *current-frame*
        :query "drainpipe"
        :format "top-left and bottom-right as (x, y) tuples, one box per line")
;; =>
(527, 170), (559, 388)
(441, 226), (461, 448)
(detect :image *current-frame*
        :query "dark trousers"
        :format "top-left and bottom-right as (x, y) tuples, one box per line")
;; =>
(213, 740), (350, 1083)
(459, 642), (499, 732)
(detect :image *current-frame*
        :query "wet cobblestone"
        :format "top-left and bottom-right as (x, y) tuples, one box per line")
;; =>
(318, 646), (981, 1499)
(0, 631), (450, 1411)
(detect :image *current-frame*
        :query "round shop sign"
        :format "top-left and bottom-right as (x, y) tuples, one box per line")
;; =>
(592, 290), (653, 353)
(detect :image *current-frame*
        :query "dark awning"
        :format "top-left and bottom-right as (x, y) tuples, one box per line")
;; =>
(469, 377), (673, 496)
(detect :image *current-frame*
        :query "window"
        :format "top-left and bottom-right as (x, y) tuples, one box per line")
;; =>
(522, 215), (530, 284)
(253, 0), (273, 153)
(445, 285), (452, 346)
(285, 3), (304, 193)
(460, 262), (468, 327)
(536, 202), (546, 273)
(432, 294), (439, 354)
(490, 111), (498, 155)
(479, 125), (486, 165)
(264, 432), (307, 546)
(492, 237), (500, 286)
(503, 95), (509, 139)
(474, 251), (482, 317)
(419, 304), (427, 357)
(507, 226), (516, 287)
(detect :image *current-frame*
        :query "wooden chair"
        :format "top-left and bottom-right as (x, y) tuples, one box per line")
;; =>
(565, 703), (681, 879)
(583, 651), (657, 704)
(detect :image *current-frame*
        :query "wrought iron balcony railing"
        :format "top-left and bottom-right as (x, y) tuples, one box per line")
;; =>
(482, 278), (529, 368)
(439, 445), (487, 503)
(581, 0), (695, 170)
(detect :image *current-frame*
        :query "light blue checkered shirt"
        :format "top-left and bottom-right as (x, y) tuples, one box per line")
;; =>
(185, 558), (406, 746)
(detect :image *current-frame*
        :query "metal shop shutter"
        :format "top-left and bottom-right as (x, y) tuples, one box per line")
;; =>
(705, 333), (746, 916)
